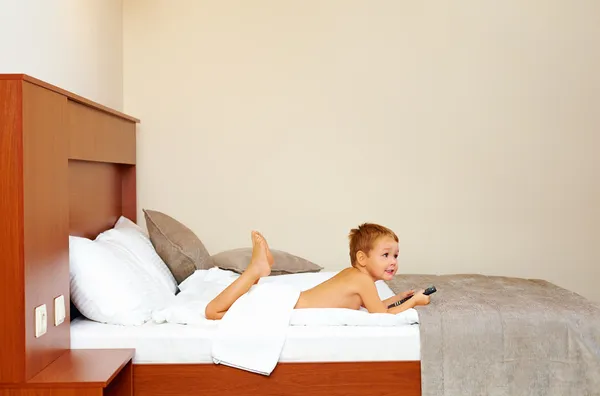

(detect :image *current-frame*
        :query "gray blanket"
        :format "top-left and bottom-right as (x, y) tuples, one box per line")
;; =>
(386, 274), (600, 396)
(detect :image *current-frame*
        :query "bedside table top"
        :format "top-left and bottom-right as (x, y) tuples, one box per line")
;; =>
(27, 349), (135, 388)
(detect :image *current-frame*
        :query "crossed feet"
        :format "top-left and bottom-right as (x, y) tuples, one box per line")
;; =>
(248, 230), (274, 282)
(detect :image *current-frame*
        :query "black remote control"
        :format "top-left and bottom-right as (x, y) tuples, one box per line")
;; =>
(387, 286), (437, 308)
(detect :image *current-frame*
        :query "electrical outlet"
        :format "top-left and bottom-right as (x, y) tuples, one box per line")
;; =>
(54, 295), (65, 326)
(34, 304), (47, 338)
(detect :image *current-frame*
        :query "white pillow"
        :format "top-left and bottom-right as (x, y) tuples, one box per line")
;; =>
(99, 216), (178, 294)
(69, 234), (176, 326)
(114, 215), (148, 236)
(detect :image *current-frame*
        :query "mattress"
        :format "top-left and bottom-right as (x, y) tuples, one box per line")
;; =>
(70, 317), (420, 364)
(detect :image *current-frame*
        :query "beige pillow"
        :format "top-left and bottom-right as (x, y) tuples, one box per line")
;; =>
(212, 248), (323, 275)
(143, 209), (214, 283)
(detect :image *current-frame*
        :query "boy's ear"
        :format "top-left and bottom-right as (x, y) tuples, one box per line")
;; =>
(356, 250), (367, 267)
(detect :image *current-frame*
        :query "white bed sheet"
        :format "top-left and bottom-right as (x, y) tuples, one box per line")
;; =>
(70, 317), (420, 364)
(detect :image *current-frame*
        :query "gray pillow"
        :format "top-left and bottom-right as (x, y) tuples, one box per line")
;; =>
(212, 248), (323, 275)
(143, 209), (214, 283)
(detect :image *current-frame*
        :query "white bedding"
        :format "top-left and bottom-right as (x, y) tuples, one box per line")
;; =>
(71, 269), (421, 367)
(70, 316), (421, 363)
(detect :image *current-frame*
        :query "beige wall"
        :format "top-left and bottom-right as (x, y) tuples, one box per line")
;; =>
(0, 0), (123, 110)
(123, 0), (600, 302)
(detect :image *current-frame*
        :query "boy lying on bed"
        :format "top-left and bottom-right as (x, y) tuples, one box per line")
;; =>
(205, 223), (430, 320)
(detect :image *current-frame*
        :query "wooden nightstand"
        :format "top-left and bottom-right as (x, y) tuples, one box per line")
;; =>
(0, 349), (134, 396)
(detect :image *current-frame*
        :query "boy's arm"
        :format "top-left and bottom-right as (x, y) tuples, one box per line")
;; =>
(382, 290), (415, 307)
(357, 276), (428, 314)
(386, 297), (419, 314)
(357, 276), (418, 314)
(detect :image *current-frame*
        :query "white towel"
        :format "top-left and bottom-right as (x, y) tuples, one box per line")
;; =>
(211, 282), (300, 376)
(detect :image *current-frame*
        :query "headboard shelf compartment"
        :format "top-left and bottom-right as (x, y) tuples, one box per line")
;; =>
(0, 74), (139, 384)
(69, 160), (137, 239)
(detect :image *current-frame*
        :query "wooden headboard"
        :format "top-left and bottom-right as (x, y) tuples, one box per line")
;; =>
(0, 74), (139, 383)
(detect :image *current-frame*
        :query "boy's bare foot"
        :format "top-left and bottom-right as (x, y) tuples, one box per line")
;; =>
(248, 231), (272, 279)
(254, 231), (274, 267)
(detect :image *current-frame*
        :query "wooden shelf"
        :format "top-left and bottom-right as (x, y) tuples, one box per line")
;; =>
(0, 349), (134, 395)
(28, 349), (134, 388)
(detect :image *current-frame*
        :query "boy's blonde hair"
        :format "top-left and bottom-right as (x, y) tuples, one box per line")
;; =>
(348, 223), (399, 267)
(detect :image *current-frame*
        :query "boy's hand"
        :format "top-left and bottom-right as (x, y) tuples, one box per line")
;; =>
(400, 290), (415, 299)
(411, 289), (431, 306)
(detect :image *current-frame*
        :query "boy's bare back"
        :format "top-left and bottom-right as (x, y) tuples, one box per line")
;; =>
(295, 267), (368, 310)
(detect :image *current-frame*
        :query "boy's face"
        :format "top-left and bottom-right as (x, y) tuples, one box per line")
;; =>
(363, 236), (399, 281)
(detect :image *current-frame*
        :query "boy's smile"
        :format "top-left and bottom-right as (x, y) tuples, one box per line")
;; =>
(363, 236), (399, 281)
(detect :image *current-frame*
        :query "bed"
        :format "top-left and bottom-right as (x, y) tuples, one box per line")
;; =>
(70, 316), (421, 364)
(2, 74), (599, 396)
(68, 249), (424, 395)
(70, 317), (421, 395)
(0, 74), (423, 396)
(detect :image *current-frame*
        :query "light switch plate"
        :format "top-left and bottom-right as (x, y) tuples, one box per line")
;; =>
(54, 295), (65, 326)
(34, 304), (47, 338)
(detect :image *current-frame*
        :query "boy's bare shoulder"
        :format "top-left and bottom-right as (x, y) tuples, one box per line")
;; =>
(341, 268), (375, 290)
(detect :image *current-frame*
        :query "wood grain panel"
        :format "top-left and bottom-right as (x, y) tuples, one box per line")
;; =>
(0, 73), (139, 123)
(0, 388), (101, 396)
(68, 161), (122, 239)
(0, 79), (26, 383)
(68, 101), (136, 165)
(121, 166), (137, 223)
(22, 82), (70, 380)
(105, 362), (132, 396)
(133, 362), (421, 396)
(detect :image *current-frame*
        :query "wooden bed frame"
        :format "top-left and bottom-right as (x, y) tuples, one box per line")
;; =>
(0, 74), (421, 396)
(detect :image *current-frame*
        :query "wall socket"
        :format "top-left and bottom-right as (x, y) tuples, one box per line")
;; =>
(54, 295), (65, 326)
(34, 304), (47, 338)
